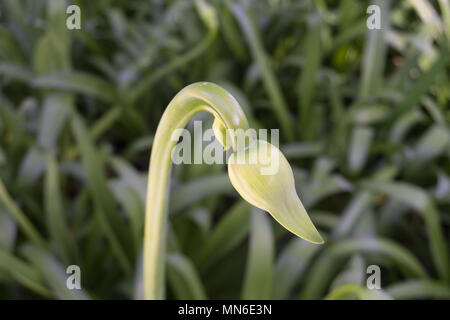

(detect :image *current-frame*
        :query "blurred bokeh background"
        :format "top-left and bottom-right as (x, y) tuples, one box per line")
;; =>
(0, 0), (449, 299)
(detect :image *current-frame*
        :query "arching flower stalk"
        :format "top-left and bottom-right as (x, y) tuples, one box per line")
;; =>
(144, 82), (323, 300)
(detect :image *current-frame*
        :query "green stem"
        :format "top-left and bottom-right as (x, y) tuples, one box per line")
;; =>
(143, 82), (249, 299)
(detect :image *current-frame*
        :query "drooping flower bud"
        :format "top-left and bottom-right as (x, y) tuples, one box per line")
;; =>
(227, 140), (324, 244)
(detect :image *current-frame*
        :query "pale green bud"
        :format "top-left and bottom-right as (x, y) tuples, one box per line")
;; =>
(228, 140), (324, 244)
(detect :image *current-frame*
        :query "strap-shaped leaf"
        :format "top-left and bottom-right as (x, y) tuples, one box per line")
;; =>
(241, 208), (274, 299)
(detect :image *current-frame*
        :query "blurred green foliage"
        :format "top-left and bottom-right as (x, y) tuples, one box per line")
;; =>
(0, 0), (449, 299)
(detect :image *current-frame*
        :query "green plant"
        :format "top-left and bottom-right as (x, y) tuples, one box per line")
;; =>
(144, 82), (322, 299)
(0, 0), (449, 301)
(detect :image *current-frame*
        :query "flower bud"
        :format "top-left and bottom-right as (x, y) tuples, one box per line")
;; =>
(228, 140), (324, 244)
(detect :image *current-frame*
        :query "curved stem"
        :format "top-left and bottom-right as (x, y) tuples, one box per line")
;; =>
(143, 82), (249, 299)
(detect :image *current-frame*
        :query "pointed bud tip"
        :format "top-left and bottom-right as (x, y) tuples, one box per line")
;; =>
(228, 140), (324, 245)
(305, 233), (324, 244)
